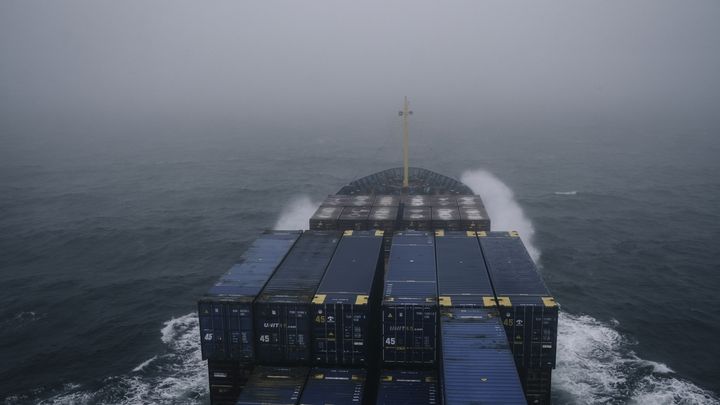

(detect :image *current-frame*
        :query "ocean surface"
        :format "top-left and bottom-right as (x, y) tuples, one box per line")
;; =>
(1, 123), (719, 404)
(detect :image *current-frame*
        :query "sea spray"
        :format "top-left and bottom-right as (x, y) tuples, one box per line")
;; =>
(273, 196), (319, 230)
(460, 169), (540, 262)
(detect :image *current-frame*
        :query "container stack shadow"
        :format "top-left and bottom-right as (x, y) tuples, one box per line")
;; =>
(198, 194), (557, 405)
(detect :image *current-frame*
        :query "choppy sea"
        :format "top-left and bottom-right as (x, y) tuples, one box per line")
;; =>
(1, 124), (719, 404)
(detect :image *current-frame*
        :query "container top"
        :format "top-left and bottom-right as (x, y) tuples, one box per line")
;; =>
(384, 231), (437, 300)
(402, 206), (431, 220)
(441, 308), (526, 405)
(479, 232), (551, 296)
(236, 366), (308, 405)
(310, 206), (343, 221)
(339, 207), (371, 220)
(257, 230), (341, 303)
(300, 368), (366, 405)
(315, 230), (383, 296)
(459, 206), (489, 220)
(376, 369), (439, 405)
(432, 207), (460, 220)
(204, 231), (301, 299)
(403, 195), (430, 206)
(436, 231), (494, 299)
(429, 195), (458, 206)
(374, 195), (400, 206)
(456, 195), (486, 207)
(369, 206), (399, 220)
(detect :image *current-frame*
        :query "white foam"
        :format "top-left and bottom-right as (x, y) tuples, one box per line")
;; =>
(460, 169), (540, 262)
(131, 355), (157, 372)
(36, 312), (208, 405)
(555, 312), (719, 404)
(554, 190), (578, 195)
(273, 195), (319, 230)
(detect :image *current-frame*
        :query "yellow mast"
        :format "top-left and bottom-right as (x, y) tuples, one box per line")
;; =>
(399, 96), (412, 190)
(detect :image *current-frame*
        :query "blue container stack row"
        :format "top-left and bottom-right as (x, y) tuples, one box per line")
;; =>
(382, 231), (438, 365)
(435, 231), (527, 404)
(309, 194), (491, 233)
(312, 230), (385, 366)
(199, 212), (557, 404)
(254, 231), (342, 364)
(479, 231), (559, 404)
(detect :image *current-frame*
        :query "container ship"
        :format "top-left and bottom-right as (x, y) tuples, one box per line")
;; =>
(197, 99), (559, 404)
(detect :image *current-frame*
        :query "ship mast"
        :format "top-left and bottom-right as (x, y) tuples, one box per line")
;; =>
(399, 96), (413, 190)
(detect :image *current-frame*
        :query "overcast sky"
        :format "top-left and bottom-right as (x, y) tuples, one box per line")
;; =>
(1, 1), (719, 139)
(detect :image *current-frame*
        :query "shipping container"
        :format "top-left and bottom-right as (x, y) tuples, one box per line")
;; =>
(338, 207), (371, 231)
(431, 207), (462, 230)
(254, 231), (341, 364)
(322, 195), (351, 206)
(459, 206), (491, 231)
(235, 366), (308, 405)
(369, 206), (399, 231)
(401, 206), (432, 230)
(456, 195), (485, 207)
(376, 369), (439, 405)
(440, 308), (526, 405)
(373, 195), (400, 207)
(435, 230), (494, 307)
(402, 194), (429, 207)
(382, 231), (438, 365)
(299, 368), (366, 405)
(350, 195), (374, 206)
(479, 231), (559, 369)
(208, 360), (252, 405)
(429, 195), (458, 207)
(309, 206), (342, 231)
(518, 368), (552, 405)
(312, 230), (384, 365)
(198, 231), (301, 361)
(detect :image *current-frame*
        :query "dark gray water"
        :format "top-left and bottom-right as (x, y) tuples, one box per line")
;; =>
(1, 121), (719, 404)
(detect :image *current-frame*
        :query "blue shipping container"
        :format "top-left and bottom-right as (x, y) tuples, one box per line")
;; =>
(312, 230), (384, 365)
(440, 307), (526, 405)
(254, 231), (341, 364)
(198, 230), (301, 361)
(435, 230), (494, 307)
(382, 231), (438, 365)
(479, 231), (559, 369)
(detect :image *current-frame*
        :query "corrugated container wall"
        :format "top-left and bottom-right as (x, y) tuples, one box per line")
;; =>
(198, 231), (301, 361)
(479, 231), (559, 369)
(376, 369), (439, 405)
(518, 367), (552, 405)
(235, 366), (308, 405)
(299, 368), (366, 405)
(254, 231), (341, 364)
(207, 360), (252, 405)
(312, 230), (384, 366)
(382, 231), (438, 365)
(440, 308), (526, 405)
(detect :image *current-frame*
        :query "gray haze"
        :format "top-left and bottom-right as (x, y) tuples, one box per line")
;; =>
(2, 0), (720, 160)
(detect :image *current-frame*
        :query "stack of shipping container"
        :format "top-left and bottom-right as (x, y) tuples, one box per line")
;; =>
(435, 230), (527, 404)
(199, 192), (558, 404)
(479, 231), (559, 404)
